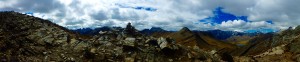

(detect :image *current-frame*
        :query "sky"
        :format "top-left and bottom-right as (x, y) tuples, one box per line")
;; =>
(1, 0), (300, 32)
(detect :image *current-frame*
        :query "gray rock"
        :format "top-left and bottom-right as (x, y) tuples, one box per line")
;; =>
(44, 38), (54, 44)
(123, 37), (136, 47)
(157, 37), (168, 49)
(117, 34), (123, 40)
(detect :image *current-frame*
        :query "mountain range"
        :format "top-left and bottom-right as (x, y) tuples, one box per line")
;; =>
(74, 26), (261, 40)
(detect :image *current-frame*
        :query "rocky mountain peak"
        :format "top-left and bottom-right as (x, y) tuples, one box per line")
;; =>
(178, 27), (193, 35)
(179, 27), (191, 32)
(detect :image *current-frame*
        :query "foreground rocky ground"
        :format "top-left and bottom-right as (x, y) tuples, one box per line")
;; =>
(1, 11), (300, 62)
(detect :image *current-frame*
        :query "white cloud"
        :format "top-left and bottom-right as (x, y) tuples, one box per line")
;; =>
(218, 20), (275, 32)
(219, 0), (300, 30)
(220, 20), (246, 28)
(0, 0), (300, 32)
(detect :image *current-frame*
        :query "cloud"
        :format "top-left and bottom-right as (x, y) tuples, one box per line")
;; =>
(217, 20), (274, 32)
(220, 20), (246, 28)
(217, 0), (300, 29)
(0, 0), (64, 13)
(91, 11), (108, 21)
(0, 0), (299, 32)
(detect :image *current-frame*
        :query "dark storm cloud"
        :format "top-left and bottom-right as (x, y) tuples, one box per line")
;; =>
(91, 11), (108, 21)
(111, 8), (141, 21)
(64, 18), (84, 25)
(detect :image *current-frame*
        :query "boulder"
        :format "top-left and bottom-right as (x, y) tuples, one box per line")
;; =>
(116, 34), (123, 40)
(157, 37), (168, 49)
(123, 37), (136, 47)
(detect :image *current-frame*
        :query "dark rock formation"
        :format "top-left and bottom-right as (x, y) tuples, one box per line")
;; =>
(124, 23), (141, 37)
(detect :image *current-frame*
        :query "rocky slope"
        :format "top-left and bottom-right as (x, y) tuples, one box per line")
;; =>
(0, 11), (89, 61)
(231, 26), (300, 62)
(225, 35), (254, 46)
(154, 27), (237, 52)
(168, 27), (211, 49)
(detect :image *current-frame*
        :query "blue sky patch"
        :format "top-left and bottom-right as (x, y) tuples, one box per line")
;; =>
(244, 28), (275, 33)
(115, 3), (157, 11)
(25, 12), (34, 16)
(199, 7), (275, 33)
(134, 6), (157, 11)
(266, 20), (274, 24)
(200, 7), (248, 24)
